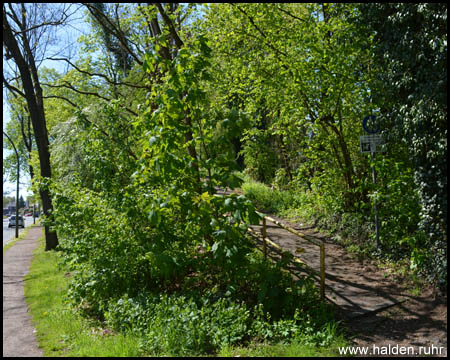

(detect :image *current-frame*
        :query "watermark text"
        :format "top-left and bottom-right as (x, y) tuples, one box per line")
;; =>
(338, 343), (445, 356)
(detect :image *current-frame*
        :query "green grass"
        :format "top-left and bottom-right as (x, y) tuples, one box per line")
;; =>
(219, 339), (349, 357)
(241, 179), (296, 213)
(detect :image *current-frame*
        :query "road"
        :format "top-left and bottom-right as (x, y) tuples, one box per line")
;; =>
(3, 216), (37, 247)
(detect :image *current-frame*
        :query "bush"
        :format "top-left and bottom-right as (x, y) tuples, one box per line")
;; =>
(104, 293), (252, 356)
(100, 247), (335, 356)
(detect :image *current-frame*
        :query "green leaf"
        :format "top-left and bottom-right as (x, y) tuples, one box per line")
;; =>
(143, 53), (155, 73)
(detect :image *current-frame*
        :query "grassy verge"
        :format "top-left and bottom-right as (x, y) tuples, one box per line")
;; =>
(24, 235), (349, 357)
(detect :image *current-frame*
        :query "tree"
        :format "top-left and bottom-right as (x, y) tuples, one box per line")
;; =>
(3, 3), (76, 250)
(3, 196), (15, 208)
(47, 3), (204, 190)
(203, 3), (374, 207)
(85, 3), (134, 75)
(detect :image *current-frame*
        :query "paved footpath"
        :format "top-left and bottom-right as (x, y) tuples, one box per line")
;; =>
(3, 225), (43, 357)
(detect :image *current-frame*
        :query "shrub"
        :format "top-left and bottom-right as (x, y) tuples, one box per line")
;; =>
(104, 293), (252, 356)
(100, 248), (335, 356)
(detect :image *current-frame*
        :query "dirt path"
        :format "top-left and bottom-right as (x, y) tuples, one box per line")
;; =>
(250, 214), (447, 357)
(3, 226), (43, 357)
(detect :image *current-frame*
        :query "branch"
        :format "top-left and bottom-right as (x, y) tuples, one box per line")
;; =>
(154, 3), (184, 49)
(2, 75), (27, 98)
(232, 4), (288, 58)
(42, 81), (110, 101)
(46, 57), (148, 89)
(276, 5), (306, 22)
(41, 81), (138, 117)
(9, 19), (67, 36)
(42, 94), (77, 108)
(82, 3), (143, 65)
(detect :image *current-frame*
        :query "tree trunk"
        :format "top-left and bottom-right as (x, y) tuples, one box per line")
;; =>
(3, 11), (58, 250)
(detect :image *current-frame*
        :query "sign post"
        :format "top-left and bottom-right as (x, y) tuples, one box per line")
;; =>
(370, 151), (380, 250)
(359, 116), (385, 250)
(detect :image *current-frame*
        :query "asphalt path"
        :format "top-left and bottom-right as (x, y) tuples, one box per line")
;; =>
(3, 225), (44, 357)
(3, 216), (37, 247)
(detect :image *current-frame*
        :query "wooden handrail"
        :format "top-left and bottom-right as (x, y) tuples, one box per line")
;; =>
(254, 211), (326, 299)
(258, 212), (322, 247)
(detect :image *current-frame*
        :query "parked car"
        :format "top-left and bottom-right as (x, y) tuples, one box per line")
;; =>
(8, 215), (25, 228)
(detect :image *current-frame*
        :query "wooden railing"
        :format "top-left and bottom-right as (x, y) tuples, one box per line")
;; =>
(250, 212), (326, 300)
(213, 191), (326, 300)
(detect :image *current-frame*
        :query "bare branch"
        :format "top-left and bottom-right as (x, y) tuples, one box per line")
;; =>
(3, 75), (27, 98)
(42, 94), (77, 108)
(82, 3), (143, 65)
(42, 81), (111, 101)
(46, 57), (148, 89)
(41, 81), (138, 117)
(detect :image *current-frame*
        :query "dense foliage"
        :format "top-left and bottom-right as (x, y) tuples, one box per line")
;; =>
(356, 3), (447, 286)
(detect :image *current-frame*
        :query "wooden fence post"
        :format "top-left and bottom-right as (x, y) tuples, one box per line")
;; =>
(262, 217), (267, 260)
(320, 243), (325, 299)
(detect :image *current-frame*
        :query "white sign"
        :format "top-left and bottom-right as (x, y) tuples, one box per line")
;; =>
(359, 134), (385, 153)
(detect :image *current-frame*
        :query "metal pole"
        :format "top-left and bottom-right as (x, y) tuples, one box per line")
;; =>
(16, 165), (19, 238)
(33, 203), (36, 224)
(371, 151), (380, 249)
(3, 131), (20, 238)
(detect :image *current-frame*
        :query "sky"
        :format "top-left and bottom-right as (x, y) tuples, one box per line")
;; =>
(3, 4), (90, 199)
